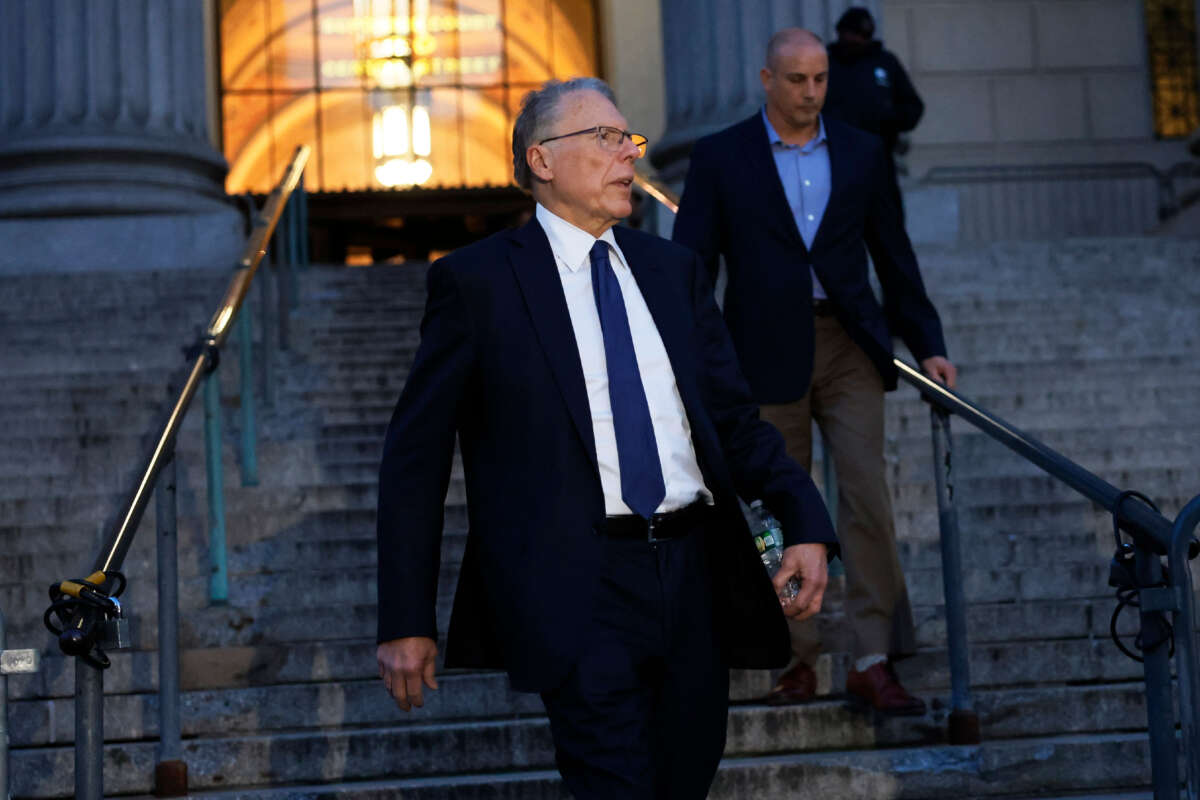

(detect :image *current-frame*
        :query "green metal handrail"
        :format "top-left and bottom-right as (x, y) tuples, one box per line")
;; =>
(93, 145), (310, 578)
(44, 145), (311, 800)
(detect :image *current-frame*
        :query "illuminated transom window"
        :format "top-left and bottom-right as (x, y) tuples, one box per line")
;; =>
(220, 0), (599, 192)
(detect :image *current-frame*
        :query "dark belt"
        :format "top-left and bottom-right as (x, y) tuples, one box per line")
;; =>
(812, 298), (835, 317)
(603, 500), (712, 543)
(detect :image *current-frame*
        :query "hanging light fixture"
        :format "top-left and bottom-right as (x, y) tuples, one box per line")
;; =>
(356, 0), (435, 187)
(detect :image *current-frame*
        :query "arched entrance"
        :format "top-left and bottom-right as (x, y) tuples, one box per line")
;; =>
(219, 0), (600, 259)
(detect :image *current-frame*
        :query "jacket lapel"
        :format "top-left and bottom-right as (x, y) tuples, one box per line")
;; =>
(507, 218), (598, 468)
(738, 113), (808, 254)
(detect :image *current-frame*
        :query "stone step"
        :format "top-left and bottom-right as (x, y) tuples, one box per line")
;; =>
(292, 350), (1200, 396)
(1, 500), (1106, 583)
(8, 626), (1152, 710)
(8, 552), (1114, 621)
(292, 359), (1200, 412)
(2, 551), (1142, 656)
(0, 436), (394, 494)
(7, 728), (1160, 798)
(0, 503), (464, 553)
(297, 301), (1174, 330)
(303, 381), (1200, 430)
(9, 680), (931, 749)
(0, 478), (386, 526)
(121, 777), (1162, 800)
(889, 468), (1199, 513)
(6, 674), (1152, 767)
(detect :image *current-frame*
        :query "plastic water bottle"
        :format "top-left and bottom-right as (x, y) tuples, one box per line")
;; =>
(750, 500), (801, 602)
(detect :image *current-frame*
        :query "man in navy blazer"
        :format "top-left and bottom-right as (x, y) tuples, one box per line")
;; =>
(673, 29), (956, 715)
(376, 77), (837, 798)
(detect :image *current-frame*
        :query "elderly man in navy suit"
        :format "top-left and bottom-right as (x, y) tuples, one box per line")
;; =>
(375, 77), (837, 799)
(673, 29), (956, 716)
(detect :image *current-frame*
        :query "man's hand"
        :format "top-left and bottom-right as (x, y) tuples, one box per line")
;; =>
(920, 355), (957, 389)
(774, 543), (829, 621)
(377, 636), (439, 711)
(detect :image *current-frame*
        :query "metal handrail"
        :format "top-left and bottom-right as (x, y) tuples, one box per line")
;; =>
(633, 169), (1200, 796)
(632, 170), (1177, 550)
(891, 360), (1175, 552)
(41, 145), (310, 800)
(95, 145), (310, 576)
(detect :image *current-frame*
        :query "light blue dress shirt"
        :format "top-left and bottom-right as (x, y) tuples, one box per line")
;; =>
(762, 108), (831, 299)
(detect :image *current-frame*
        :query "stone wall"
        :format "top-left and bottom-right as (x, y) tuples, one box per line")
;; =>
(884, 0), (1191, 173)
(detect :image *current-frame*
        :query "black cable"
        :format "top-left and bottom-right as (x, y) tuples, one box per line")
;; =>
(1108, 491), (1174, 663)
(43, 571), (126, 670)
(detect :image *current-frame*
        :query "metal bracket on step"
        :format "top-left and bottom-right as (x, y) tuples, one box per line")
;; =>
(0, 648), (40, 676)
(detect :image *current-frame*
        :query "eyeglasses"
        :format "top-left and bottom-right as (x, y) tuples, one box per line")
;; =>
(538, 126), (648, 158)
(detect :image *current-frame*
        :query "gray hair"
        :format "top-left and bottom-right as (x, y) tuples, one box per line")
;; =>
(511, 77), (617, 191)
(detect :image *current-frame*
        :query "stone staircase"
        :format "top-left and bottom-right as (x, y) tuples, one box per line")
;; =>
(3, 237), (1199, 798)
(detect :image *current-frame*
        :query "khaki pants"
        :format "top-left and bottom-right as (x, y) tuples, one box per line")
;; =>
(759, 315), (916, 665)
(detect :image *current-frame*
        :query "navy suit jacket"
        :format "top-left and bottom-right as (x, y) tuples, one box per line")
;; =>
(673, 113), (946, 404)
(377, 217), (836, 693)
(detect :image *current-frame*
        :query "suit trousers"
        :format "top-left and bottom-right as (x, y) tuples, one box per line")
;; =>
(540, 521), (729, 799)
(759, 314), (916, 664)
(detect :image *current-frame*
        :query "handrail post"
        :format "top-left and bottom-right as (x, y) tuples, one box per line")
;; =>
(276, 242), (291, 352)
(929, 407), (980, 744)
(259, 257), (276, 409)
(286, 197), (300, 309)
(154, 454), (187, 796)
(818, 433), (838, 530)
(298, 172), (309, 267)
(1, 610), (8, 800)
(203, 369), (229, 605)
(75, 658), (104, 800)
(236, 305), (259, 487)
(1133, 541), (1180, 799)
(35, 148), (309, 800)
(2, 612), (39, 800)
(1170, 494), (1200, 800)
(1, 610), (7, 800)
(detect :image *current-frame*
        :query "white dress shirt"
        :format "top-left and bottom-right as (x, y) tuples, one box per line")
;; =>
(535, 204), (712, 516)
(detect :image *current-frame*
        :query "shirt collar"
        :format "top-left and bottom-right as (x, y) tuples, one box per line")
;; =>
(761, 106), (827, 154)
(535, 203), (627, 274)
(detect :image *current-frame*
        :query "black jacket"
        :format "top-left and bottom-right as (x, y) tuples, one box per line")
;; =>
(377, 218), (837, 692)
(672, 113), (946, 404)
(825, 40), (923, 153)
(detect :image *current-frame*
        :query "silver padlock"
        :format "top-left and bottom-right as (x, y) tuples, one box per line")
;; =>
(102, 616), (131, 650)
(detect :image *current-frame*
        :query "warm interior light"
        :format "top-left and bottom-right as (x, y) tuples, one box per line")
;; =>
(412, 106), (431, 157)
(379, 105), (410, 156)
(375, 158), (433, 187)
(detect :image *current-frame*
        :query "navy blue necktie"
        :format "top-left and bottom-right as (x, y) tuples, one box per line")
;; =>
(589, 240), (666, 519)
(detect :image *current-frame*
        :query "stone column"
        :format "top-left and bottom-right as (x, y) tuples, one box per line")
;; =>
(652, 0), (881, 179)
(0, 0), (242, 272)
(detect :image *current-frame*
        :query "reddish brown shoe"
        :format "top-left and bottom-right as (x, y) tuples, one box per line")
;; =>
(845, 662), (926, 716)
(765, 663), (817, 706)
